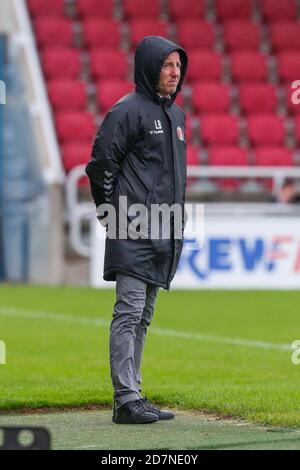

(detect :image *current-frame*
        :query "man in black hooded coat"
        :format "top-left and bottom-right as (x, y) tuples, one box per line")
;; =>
(86, 36), (188, 424)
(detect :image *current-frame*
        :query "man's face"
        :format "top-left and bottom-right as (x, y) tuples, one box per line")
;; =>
(158, 51), (181, 97)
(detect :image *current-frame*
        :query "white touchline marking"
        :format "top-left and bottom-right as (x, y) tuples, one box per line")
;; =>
(67, 444), (104, 449)
(0, 306), (291, 351)
(0, 306), (109, 327)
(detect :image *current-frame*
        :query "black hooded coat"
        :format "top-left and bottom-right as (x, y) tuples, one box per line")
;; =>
(85, 36), (188, 289)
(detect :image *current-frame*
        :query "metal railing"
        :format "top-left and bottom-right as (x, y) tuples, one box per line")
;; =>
(66, 164), (300, 257)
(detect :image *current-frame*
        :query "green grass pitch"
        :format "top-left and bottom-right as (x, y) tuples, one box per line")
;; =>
(0, 284), (300, 426)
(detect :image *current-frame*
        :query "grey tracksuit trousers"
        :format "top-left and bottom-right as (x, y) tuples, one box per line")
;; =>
(110, 272), (159, 409)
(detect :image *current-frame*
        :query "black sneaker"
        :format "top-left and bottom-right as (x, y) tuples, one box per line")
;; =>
(114, 399), (159, 424)
(141, 397), (175, 420)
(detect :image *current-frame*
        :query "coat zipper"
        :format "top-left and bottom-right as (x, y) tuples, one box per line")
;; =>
(164, 104), (178, 291)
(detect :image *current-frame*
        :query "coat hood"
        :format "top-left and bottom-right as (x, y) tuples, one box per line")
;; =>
(134, 36), (188, 105)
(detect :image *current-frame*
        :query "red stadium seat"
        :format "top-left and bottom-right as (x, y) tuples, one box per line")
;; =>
(285, 84), (300, 114)
(185, 115), (192, 143)
(255, 147), (294, 166)
(82, 19), (121, 49)
(270, 22), (300, 51)
(55, 111), (96, 143)
(231, 52), (268, 82)
(77, 0), (114, 18)
(223, 21), (261, 51)
(261, 0), (297, 21)
(187, 52), (223, 82)
(200, 114), (240, 145)
(247, 115), (286, 146)
(175, 92), (184, 109)
(169, 0), (205, 20)
(97, 80), (134, 113)
(209, 146), (248, 190)
(187, 146), (200, 165)
(27, 0), (65, 16)
(238, 83), (278, 114)
(186, 145), (201, 188)
(34, 17), (74, 48)
(176, 21), (215, 50)
(89, 49), (128, 80)
(277, 53), (300, 83)
(294, 116), (300, 143)
(216, 0), (252, 20)
(217, 179), (241, 191)
(61, 143), (92, 170)
(41, 48), (81, 79)
(123, 0), (160, 19)
(47, 80), (87, 111)
(129, 20), (168, 48)
(210, 147), (248, 193)
(192, 82), (231, 113)
(209, 146), (249, 165)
